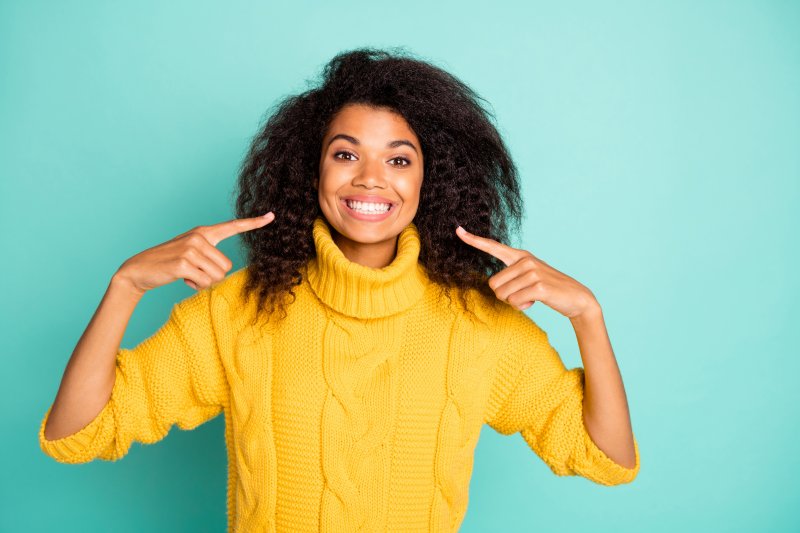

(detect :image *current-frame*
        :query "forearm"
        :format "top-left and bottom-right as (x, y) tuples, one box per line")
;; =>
(570, 302), (636, 469)
(43, 273), (144, 440)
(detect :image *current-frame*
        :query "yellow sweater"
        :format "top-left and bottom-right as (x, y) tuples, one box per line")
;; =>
(39, 216), (640, 532)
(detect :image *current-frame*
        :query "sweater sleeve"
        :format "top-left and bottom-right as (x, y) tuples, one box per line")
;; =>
(485, 305), (640, 486)
(38, 287), (229, 464)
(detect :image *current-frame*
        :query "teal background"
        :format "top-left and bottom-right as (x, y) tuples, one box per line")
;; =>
(2, 0), (798, 531)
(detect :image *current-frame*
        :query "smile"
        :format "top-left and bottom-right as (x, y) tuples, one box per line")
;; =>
(345, 199), (392, 213)
(341, 198), (395, 221)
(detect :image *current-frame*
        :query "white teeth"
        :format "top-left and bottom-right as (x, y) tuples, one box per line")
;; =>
(345, 200), (391, 214)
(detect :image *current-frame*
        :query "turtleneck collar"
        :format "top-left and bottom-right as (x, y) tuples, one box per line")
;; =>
(305, 216), (429, 319)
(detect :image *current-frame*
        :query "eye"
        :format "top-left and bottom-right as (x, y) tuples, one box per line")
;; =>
(334, 150), (356, 161)
(334, 150), (411, 167)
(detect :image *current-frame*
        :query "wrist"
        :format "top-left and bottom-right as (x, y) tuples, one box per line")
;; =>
(570, 298), (603, 328)
(110, 270), (146, 300)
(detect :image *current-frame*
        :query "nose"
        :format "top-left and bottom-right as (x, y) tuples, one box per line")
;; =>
(351, 154), (388, 189)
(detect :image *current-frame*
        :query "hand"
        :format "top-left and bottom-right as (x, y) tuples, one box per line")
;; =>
(115, 212), (276, 294)
(455, 225), (598, 319)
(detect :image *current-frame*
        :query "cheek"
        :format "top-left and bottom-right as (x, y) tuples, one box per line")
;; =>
(399, 175), (423, 203)
(317, 169), (340, 195)
(318, 176), (348, 210)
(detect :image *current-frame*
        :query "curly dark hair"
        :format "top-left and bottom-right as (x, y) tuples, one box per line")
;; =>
(233, 46), (524, 326)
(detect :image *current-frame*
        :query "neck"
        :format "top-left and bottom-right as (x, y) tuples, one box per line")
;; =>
(331, 229), (399, 269)
(306, 216), (429, 318)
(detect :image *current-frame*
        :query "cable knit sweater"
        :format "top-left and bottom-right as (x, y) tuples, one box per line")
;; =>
(39, 215), (640, 532)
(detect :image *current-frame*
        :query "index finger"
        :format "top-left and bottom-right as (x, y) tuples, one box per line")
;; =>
(456, 226), (525, 267)
(203, 212), (275, 246)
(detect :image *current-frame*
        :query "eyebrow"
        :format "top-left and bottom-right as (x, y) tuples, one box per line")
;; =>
(326, 133), (419, 155)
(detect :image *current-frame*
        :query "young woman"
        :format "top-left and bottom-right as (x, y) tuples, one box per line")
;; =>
(40, 47), (640, 532)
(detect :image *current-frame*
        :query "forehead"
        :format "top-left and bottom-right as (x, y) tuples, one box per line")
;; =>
(326, 103), (417, 139)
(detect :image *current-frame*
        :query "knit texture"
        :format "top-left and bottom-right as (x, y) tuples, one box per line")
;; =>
(39, 215), (640, 532)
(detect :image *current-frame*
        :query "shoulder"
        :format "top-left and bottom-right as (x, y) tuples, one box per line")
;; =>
(169, 268), (249, 317)
(439, 285), (527, 333)
(194, 267), (259, 325)
(209, 267), (250, 304)
(465, 291), (550, 347)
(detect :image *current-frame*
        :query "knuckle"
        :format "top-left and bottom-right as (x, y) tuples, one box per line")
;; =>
(186, 233), (206, 247)
(215, 252), (233, 271)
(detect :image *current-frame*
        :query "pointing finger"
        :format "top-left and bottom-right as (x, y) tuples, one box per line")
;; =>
(203, 212), (275, 247)
(456, 225), (526, 267)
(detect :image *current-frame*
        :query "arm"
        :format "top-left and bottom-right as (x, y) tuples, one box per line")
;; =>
(571, 302), (636, 469)
(42, 273), (143, 441)
(38, 213), (272, 463)
(38, 278), (229, 463)
(485, 304), (640, 486)
(454, 224), (640, 485)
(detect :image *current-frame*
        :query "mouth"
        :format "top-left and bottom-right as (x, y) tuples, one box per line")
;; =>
(340, 197), (396, 221)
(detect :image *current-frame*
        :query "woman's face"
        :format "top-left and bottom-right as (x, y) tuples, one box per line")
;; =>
(317, 103), (424, 261)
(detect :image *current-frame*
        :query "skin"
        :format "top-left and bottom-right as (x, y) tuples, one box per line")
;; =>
(455, 226), (638, 469)
(315, 103), (424, 269)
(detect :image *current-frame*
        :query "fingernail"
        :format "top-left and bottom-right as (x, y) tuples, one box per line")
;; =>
(262, 211), (274, 218)
(456, 225), (465, 234)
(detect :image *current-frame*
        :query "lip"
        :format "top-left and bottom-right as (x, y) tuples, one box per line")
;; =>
(341, 194), (397, 205)
(340, 196), (397, 222)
